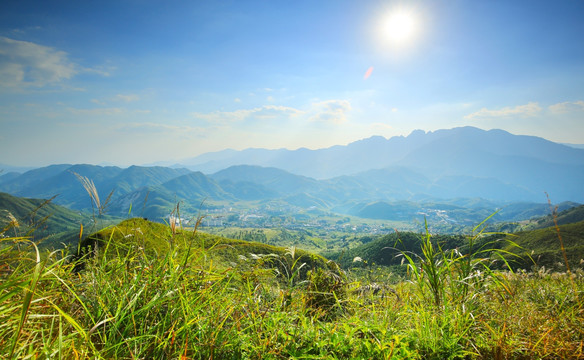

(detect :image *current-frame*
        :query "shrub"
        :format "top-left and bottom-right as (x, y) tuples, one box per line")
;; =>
(304, 263), (347, 320)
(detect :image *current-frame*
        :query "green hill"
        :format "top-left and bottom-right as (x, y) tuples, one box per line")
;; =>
(160, 171), (232, 200)
(79, 218), (330, 280)
(324, 231), (467, 269)
(0, 192), (92, 248)
(210, 165), (319, 195)
(106, 165), (191, 194)
(522, 204), (584, 230)
(108, 178), (231, 222)
(501, 220), (584, 271)
(325, 220), (584, 273)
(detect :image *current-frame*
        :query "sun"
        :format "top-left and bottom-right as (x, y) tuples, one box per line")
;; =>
(382, 10), (417, 45)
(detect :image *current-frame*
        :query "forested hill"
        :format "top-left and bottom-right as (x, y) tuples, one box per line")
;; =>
(325, 220), (584, 272)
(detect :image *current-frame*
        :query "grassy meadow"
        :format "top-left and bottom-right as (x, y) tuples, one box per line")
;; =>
(1, 214), (583, 359)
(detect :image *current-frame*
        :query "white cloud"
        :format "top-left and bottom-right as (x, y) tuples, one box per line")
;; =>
(69, 107), (124, 116)
(88, 94), (140, 106)
(191, 105), (303, 124)
(464, 102), (542, 120)
(68, 107), (150, 116)
(0, 37), (78, 88)
(83, 64), (114, 77)
(0, 63), (26, 87)
(115, 122), (201, 134)
(254, 105), (302, 119)
(190, 100), (352, 133)
(548, 100), (584, 114)
(309, 99), (352, 124)
(114, 94), (140, 102)
(234, 98), (241, 103)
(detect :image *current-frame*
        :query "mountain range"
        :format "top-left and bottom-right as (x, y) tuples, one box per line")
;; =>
(179, 126), (584, 202)
(1, 127), (582, 222)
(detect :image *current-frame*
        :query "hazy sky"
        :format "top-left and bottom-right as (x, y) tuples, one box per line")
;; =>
(1, 0), (583, 167)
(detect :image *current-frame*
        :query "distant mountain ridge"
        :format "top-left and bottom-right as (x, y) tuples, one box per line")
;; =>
(181, 126), (584, 178)
(0, 164), (192, 210)
(179, 126), (584, 203)
(1, 127), (582, 222)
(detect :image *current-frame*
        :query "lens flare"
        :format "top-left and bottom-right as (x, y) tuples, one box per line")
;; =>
(363, 66), (374, 80)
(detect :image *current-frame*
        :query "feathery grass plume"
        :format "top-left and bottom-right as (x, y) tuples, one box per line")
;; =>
(71, 171), (114, 218)
(546, 193), (577, 294)
(167, 202), (182, 249)
(546, 193), (571, 274)
(5, 211), (20, 230)
(27, 194), (58, 232)
(141, 189), (150, 218)
(182, 210), (206, 269)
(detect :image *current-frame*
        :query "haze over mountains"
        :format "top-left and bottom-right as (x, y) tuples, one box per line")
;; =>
(1, 127), (582, 222)
(182, 126), (584, 202)
(179, 126), (584, 177)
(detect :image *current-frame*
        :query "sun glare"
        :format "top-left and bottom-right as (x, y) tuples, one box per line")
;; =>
(382, 10), (417, 45)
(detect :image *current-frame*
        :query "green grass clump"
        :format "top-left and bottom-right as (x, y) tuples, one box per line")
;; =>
(1, 216), (583, 359)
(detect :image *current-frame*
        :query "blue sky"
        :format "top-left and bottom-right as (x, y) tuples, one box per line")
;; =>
(1, 0), (583, 167)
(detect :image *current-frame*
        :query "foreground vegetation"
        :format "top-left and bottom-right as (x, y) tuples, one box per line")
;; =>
(2, 216), (583, 359)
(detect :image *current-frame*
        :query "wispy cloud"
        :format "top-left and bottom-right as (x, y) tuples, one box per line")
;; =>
(0, 37), (111, 90)
(191, 100), (352, 127)
(68, 107), (150, 116)
(114, 94), (140, 102)
(548, 100), (584, 114)
(89, 94), (141, 106)
(191, 105), (303, 124)
(0, 37), (77, 88)
(91, 99), (106, 106)
(464, 102), (542, 120)
(309, 99), (352, 124)
(83, 64), (115, 77)
(115, 122), (202, 135)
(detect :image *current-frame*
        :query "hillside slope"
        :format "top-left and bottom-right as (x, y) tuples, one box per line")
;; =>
(79, 218), (331, 278)
(0, 192), (91, 248)
(502, 220), (584, 270)
(325, 221), (584, 272)
(523, 204), (584, 230)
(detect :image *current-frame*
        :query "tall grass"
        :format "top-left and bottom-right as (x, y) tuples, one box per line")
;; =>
(1, 209), (583, 358)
